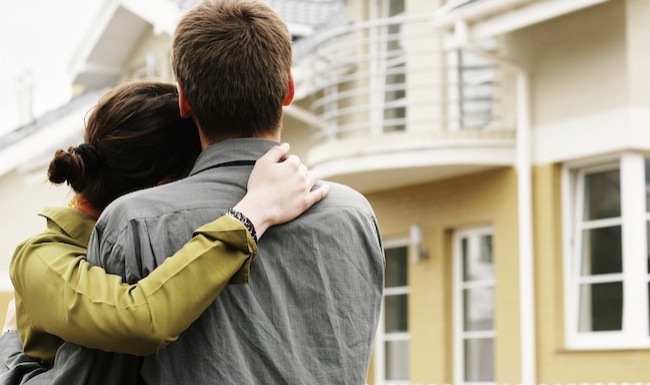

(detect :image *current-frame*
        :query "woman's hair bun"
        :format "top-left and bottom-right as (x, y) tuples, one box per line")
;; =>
(47, 147), (89, 192)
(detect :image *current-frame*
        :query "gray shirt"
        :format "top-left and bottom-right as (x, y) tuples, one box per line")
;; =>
(83, 138), (384, 385)
(0, 331), (142, 385)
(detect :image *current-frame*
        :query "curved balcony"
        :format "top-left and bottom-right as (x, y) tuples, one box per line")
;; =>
(291, 14), (516, 192)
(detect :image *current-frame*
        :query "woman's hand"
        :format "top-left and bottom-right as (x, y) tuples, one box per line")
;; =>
(232, 143), (329, 239)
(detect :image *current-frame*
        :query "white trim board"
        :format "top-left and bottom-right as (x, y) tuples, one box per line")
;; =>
(533, 107), (650, 165)
(0, 100), (97, 178)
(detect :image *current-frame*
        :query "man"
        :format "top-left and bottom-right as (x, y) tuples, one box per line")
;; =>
(87, 0), (384, 384)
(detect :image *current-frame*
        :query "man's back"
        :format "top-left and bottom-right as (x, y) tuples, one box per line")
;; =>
(88, 139), (385, 385)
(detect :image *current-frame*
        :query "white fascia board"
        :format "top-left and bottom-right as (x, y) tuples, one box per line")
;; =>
(69, 0), (121, 79)
(310, 138), (515, 170)
(533, 107), (650, 165)
(471, 0), (610, 39)
(78, 62), (122, 77)
(121, 0), (182, 36)
(433, 0), (610, 39)
(433, 0), (535, 27)
(0, 99), (97, 178)
(311, 143), (514, 180)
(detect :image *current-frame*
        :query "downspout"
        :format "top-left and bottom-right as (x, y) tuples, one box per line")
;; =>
(452, 20), (536, 385)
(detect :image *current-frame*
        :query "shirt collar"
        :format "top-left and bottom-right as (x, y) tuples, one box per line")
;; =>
(189, 138), (281, 177)
(39, 207), (96, 244)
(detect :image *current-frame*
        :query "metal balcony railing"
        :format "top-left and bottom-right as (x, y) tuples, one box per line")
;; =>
(292, 13), (515, 146)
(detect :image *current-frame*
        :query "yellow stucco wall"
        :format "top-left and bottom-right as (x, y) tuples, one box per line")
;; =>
(626, 0), (650, 107)
(0, 169), (71, 274)
(365, 167), (520, 384)
(503, 0), (627, 127)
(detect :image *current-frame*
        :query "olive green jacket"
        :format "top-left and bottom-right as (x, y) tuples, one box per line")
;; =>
(10, 207), (256, 366)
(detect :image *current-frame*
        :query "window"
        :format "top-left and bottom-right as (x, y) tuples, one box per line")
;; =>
(372, 0), (407, 133)
(129, 52), (159, 80)
(564, 154), (650, 349)
(453, 227), (495, 385)
(375, 242), (410, 385)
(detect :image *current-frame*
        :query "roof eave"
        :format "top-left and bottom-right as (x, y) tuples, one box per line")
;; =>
(68, 0), (121, 87)
(121, 0), (180, 35)
(69, 0), (182, 90)
(432, 0), (611, 39)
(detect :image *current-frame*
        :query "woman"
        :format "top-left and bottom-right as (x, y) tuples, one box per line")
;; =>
(0, 81), (327, 381)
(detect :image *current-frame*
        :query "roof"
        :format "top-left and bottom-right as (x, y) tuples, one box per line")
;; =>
(172, 0), (347, 32)
(0, 91), (102, 152)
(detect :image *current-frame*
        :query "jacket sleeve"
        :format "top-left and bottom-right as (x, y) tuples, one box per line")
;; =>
(10, 215), (256, 361)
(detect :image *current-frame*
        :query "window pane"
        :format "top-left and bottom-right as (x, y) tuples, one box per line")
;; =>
(583, 169), (620, 220)
(463, 235), (494, 281)
(479, 235), (493, 263)
(580, 226), (622, 275)
(464, 338), (494, 382)
(385, 340), (409, 381)
(578, 282), (623, 332)
(463, 287), (494, 331)
(385, 294), (408, 332)
(385, 247), (408, 287)
(645, 158), (650, 213)
(388, 0), (405, 16)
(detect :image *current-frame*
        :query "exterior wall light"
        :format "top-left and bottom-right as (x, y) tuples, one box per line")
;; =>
(409, 224), (429, 263)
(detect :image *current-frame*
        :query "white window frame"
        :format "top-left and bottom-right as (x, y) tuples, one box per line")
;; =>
(453, 226), (495, 385)
(562, 153), (650, 349)
(374, 237), (410, 385)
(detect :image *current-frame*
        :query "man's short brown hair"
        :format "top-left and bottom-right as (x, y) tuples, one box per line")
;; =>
(172, 0), (293, 141)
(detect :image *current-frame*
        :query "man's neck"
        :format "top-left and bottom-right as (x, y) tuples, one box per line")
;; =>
(199, 130), (281, 150)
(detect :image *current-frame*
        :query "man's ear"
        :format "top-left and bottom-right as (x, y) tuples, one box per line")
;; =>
(282, 72), (295, 106)
(177, 83), (193, 118)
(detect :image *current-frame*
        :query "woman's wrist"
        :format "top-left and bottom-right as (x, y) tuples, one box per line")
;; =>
(225, 208), (258, 243)
(230, 196), (274, 240)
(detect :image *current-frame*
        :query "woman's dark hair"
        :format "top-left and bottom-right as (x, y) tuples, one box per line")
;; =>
(48, 81), (201, 212)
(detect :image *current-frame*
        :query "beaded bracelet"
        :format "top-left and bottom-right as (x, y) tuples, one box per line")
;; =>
(226, 208), (258, 243)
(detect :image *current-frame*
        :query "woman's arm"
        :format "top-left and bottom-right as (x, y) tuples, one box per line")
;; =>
(10, 216), (254, 363)
(9, 143), (328, 364)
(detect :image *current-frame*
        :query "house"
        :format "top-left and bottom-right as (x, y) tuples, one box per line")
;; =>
(1, 0), (649, 384)
(0, 0), (344, 309)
